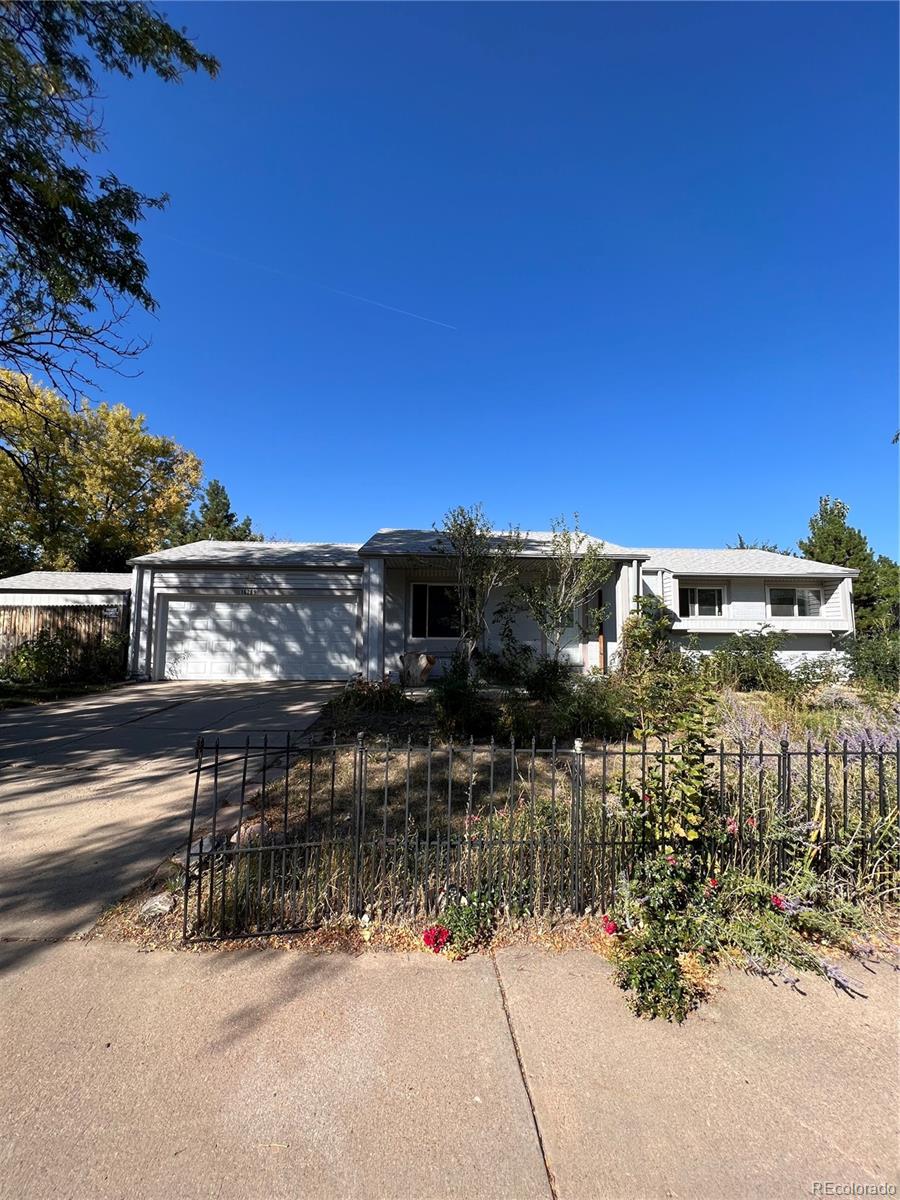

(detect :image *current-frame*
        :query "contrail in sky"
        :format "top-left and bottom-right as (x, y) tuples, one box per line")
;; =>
(157, 233), (457, 331)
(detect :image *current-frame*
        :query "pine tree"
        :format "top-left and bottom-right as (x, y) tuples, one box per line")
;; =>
(178, 480), (261, 543)
(798, 497), (883, 631)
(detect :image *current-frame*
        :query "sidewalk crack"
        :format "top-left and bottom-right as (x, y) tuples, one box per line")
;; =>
(491, 950), (558, 1200)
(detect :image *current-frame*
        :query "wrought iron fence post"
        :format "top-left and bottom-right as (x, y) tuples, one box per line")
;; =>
(351, 731), (365, 916)
(778, 738), (790, 884)
(182, 736), (205, 941)
(571, 738), (584, 912)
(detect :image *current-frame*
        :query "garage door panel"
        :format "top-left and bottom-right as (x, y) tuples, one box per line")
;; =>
(162, 596), (360, 680)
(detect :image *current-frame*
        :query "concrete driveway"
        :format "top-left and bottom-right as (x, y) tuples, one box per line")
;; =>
(0, 681), (339, 943)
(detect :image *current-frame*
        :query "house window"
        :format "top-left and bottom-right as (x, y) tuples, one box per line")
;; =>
(679, 586), (724, 618)
(769, 586), (822, 618)
(411, 583), (461, 638)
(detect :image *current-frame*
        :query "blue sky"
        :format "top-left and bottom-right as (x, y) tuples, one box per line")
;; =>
(97, 2), (897, 555)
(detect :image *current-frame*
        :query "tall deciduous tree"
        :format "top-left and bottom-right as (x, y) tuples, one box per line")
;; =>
(0, 371), (201, 570)
(434, 503), (523, 664)
(0, 2), (217, 449)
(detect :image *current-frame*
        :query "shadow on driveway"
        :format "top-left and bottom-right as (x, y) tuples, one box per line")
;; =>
(0, 682), (340, 967)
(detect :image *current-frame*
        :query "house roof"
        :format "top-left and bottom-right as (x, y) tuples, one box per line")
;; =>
(636, 548), (858, 578)
(0, 571), (133, 592)
(357, 528), (644, 560)
(128, 541), (363, 568)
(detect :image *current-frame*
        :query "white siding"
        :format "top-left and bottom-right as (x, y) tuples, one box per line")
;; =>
(0, 592), (127, 606)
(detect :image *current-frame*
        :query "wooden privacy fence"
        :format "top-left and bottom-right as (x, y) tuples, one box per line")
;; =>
(0, 603), (130, 669)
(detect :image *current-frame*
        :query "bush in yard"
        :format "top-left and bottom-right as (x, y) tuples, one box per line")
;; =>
(550, 670), (633, 741)
(475, 645), (534, 688)
(840, 620), (899, 694)
(1, 628), (125, 685)
(523, 654), (575, 703)
(615, 596), (700, 732)
(432, 654), (492, 738)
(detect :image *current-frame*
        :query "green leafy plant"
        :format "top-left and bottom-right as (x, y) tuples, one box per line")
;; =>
(1, 627), (125, 685)
(524, 655), (575, 703)
(442, 896), (495, 955)
(550, 670), (633, 741)
(432, 655), (492, 737)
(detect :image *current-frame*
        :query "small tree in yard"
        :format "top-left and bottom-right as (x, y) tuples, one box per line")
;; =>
(434, 504), (523, 664)
(503, 515), (612, 660)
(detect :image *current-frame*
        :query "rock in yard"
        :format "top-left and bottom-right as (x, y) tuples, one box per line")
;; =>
(152, 857), (184, 884)
(139, 892), (175, 922)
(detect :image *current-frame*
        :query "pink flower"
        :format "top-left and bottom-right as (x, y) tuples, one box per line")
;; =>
(666, 854), (677, 866)
(746, 816), (757, 830)
(726, 817), (738, 836)
(602, 915), (618, 935)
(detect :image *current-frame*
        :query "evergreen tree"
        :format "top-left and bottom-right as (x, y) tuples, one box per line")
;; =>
(798, 497), (885, 632)
(175, 480), (261, 544)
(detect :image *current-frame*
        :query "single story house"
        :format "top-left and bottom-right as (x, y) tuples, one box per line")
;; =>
(125, 531), (857, 682)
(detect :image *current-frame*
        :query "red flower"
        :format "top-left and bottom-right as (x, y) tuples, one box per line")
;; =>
(423, 924), (450, 952)
(642, 792), (652, 804)
(771, 894), (786, 911)
(602, 915), (618, 935)
(708, 878), (718, 889)
(746, 816), (757, 830)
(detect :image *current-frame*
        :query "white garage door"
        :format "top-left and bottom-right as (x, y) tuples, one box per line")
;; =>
(162, 596), (360, 680)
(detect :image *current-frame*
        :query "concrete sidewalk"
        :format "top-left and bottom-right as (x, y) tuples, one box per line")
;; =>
(2, 939), (897, 1200)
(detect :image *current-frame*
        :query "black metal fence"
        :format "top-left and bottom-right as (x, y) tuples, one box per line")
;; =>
(183, 734), (900, 942)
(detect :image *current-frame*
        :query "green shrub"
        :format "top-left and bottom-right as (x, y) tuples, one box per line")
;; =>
(1, 628), (126, 686)
(614, 943), (703, 1022)
(524, 655), (575, 702)
(840, 623), (899, 693)
(704, 627), (792, 692)
(432, 655), (492, 738)
(496, 690), (539, 742)
(550, 670), (633, 741)
(475, 645), (534, 688)
(443, 895), (494, 953)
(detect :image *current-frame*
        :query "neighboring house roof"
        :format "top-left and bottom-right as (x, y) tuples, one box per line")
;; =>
(636, 548), (858, 578)
(0, 571), (133, 592)
(128, 541), (363, 568)
(357, 528), (645, 560)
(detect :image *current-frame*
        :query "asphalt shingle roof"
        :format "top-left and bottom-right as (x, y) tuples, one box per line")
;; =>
(128, 541), (363, 567)
(636, 548), (857, 578)
(357, 529), (642, 559)
(0, 571), (133, 591)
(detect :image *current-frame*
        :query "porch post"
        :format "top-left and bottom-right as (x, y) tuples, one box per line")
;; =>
(632, 558), (642, 610)
(364, 557), (385, 680)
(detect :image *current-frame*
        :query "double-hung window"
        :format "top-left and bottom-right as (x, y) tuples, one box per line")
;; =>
(678, 586), (724, 618)
(411, 583), (461, 638)
(769, 586), (822, 618)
